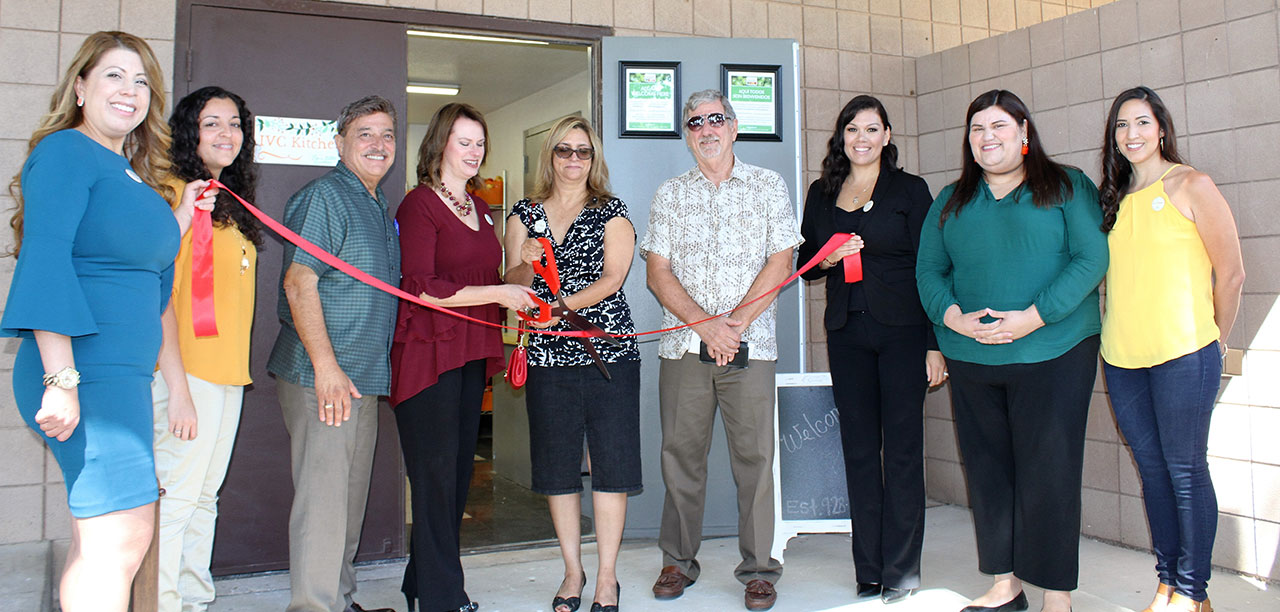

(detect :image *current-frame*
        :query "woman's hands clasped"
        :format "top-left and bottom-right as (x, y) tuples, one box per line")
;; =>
(943, 304), (1045, 345)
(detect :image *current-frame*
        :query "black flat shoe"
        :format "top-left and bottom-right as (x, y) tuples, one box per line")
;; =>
(856, 582), (882, 598)
(589, 581), (620, 612)
(881, 587), (915, 604)
(553, 572), (587, 612)
(961, 590), (1029, 612)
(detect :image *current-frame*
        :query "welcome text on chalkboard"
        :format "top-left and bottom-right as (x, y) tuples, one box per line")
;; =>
(770, 373), (853, 562)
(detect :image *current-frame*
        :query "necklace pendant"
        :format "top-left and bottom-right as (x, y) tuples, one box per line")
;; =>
(862, 200), (874, 213)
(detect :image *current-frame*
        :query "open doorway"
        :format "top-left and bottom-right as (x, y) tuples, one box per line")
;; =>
(402, 28), (595, 552)
(175, 0), (608, 574)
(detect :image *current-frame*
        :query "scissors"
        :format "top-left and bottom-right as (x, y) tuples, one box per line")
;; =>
(518, 237), (621, 380)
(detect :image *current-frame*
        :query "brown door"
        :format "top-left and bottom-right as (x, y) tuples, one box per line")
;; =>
(179, 3), (408, 574)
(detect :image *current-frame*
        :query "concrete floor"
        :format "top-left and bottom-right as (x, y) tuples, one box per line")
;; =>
(207, 505), (1280, 612)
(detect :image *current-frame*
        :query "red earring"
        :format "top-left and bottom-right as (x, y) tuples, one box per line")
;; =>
(1021, 137), (1029, 156)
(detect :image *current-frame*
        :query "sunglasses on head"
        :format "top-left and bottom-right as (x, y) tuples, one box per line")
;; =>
(552, 145), (594, 160)
(686, 112), (727, 132)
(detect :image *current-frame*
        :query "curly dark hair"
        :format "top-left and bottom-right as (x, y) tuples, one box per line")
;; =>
(817, 95), (899, 198)
(168, 86), (262, 246)
(1098, 86), (1183, 232)
(940, 89), (1072, 226)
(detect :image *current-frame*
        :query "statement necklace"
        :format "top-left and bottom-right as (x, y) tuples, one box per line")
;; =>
(438, 184), (474, 217)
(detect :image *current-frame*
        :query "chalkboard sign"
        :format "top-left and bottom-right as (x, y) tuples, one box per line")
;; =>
(770, 373), (852, 562)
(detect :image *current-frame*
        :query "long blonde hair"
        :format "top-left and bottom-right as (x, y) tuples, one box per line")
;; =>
(8, 31), (173, 255)
(526, 116), (613, 207)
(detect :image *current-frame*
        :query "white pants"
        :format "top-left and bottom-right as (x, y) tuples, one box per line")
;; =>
(152, 372), (244, 612)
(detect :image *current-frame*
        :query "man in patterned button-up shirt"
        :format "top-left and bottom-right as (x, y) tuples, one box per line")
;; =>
(267, 96), (399, 612)
(640, 89), (802, 611)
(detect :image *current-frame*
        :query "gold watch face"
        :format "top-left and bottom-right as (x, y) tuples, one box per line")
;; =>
(45, 368), (80, 389)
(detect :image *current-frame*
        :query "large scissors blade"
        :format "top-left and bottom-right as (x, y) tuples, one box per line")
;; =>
(557, 302), (621, 347)
(578, 337), (612, 380)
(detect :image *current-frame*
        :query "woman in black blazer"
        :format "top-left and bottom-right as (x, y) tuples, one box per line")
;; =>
(798, 95), (945, 606)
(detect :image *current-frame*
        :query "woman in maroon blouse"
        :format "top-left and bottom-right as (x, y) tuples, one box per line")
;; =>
(390, 102), (537, 612)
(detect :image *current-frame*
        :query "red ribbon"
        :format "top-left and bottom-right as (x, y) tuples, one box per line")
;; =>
(518, 237), (566, 324)
(843, 251), (863, 283)
(206, 179), (851, 338)
(189, 194), (218, 337)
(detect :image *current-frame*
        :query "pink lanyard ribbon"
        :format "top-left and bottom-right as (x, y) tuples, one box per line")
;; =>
(197, 179), (853, 338)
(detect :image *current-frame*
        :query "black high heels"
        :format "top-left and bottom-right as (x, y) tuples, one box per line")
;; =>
(589, 581), (620, 612)
(960, 590), (1029, 612)
(552, 572), (587, 612)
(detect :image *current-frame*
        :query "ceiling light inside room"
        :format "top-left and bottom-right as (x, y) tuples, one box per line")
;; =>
(407, 30), (549, 45)
(406, 82), (460, 96)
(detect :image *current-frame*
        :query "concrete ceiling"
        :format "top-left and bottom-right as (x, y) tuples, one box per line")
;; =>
(406, 34), (591, 124)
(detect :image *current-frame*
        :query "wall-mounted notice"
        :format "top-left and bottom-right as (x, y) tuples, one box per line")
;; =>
(255, 115), (339, 166)
(721, 64), (783, 142)
(619, 61), (681, 139)
(770, 372), (851, 563)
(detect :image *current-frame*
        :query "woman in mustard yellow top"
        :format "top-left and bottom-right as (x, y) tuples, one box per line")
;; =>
(1099, 86), (1244, 612)
(151, 86), (261, 612)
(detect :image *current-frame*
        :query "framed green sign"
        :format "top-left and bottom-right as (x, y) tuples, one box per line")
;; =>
(619, 61), (681, 139)
(721, 63), (782, 142)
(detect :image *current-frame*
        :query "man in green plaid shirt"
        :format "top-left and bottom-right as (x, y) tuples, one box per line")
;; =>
(267, 95), (400, 612)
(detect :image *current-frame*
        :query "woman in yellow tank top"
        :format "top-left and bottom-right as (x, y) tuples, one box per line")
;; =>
(1098, 86), (1244, 612)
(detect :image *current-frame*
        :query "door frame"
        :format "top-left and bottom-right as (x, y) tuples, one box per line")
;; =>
(176, 0), (612, 129)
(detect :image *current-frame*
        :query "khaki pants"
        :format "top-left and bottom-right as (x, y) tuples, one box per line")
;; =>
(657, 354), (783, 585)
(151, 372), (244, 612)
(278, 379), (380, 612)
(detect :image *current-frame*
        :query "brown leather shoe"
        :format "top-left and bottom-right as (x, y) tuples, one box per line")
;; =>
(652, 565), (694, 600)
(346, 604), (396, 612)
(744, 579), (777, 611)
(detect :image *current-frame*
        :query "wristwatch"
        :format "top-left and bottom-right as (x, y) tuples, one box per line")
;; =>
(42, 366), (80, 390)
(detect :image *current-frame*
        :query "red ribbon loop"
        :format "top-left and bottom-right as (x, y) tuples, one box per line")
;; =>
(190, 184), (218, 337)
(843, 251), (863, 283)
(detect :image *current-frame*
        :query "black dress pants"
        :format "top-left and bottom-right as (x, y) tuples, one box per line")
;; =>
(827, 313), (928, 589)
(946, 335), (1099, 591)
(395, 359), (487, 609)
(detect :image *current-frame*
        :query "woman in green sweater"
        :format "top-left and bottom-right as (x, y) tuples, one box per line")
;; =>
(915, 90), (1108, 612)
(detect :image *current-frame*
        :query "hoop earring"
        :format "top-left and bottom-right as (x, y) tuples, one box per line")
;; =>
(1021, 136), (1029, 156)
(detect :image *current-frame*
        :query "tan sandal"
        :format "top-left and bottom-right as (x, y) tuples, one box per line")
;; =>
(1168, 592), (1213, 612)
(1141, 583), (1174, 612)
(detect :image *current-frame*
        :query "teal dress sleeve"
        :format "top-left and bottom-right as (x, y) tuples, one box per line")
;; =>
(1, 132), (101, 338)
(1031, 169), (1108, 324)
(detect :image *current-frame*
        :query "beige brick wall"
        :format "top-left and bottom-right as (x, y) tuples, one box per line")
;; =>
(12, 0), (1277, 589)
(913, 0), (1280, 582)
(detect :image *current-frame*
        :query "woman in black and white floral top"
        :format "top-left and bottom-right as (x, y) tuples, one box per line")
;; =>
(504, 116), (639, 612)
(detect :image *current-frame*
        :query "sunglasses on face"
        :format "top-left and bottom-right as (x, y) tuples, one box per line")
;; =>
(553, 145), (594, 160)
(686, 112), (727, 132)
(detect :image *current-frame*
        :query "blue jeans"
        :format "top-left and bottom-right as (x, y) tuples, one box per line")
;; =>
(1103, 341), (1221, 602)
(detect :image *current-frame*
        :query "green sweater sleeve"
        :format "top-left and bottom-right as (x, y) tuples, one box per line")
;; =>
(915, 185), (958, 326)
(1032, 170), (1108, 323)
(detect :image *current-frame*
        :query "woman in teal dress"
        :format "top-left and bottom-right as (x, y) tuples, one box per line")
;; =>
(2, 31), (213, 612)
